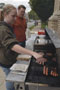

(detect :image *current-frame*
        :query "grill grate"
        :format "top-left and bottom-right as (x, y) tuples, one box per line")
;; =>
(26, 58), (60, 87)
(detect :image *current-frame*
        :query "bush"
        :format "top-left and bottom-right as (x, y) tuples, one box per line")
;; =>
(41, 22), (48, 29)
(29, 25), (35, 30)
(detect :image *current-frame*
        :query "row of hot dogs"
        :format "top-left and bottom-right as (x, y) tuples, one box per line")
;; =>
(38, 52), (58, 77)
(43, 66), (58, 77)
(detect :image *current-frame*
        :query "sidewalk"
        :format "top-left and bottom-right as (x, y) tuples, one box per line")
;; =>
(26, 25), (41, 50)
(32, 25), (41, 31)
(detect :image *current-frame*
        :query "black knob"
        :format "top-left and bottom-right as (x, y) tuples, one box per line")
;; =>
(20, 87), (23, 89)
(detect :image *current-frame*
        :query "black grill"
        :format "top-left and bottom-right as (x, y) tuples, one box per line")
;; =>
(26, 29), (60, 87)
(26, 57), (60, 87)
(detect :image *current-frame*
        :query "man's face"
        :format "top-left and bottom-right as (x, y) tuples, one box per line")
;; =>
(18, 8), (25, 18)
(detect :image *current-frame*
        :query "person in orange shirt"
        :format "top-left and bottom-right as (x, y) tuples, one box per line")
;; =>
(13, 5), (27, 47)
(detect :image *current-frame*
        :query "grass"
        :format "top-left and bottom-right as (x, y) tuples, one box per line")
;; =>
(41, 22), (48, 29)
(29, 25), (35, 30)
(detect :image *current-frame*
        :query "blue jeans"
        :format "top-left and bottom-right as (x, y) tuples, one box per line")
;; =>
(19, 41), (26, 47)
(1, 66), (15, 90)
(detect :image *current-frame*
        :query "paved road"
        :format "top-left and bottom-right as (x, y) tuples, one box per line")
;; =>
(27, 21), (35, 28)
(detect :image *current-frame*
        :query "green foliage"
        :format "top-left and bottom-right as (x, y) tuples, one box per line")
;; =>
(28, 10), (39, 20)
(29, 25), (35, 30)
(41, 22), (47, 29)
(29, 0), (54, 22)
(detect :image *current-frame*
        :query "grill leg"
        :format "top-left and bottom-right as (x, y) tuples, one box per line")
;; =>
(14, 82), (25, 90)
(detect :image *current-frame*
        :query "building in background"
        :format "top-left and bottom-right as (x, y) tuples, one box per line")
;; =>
(48, 0), (60, 35)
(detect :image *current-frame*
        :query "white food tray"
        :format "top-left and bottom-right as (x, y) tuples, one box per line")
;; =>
(10, 63), (28, 72)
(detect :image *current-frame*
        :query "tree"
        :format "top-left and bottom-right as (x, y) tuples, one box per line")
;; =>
(28, 10), (39, 20)
(29, 0), (54, 22)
